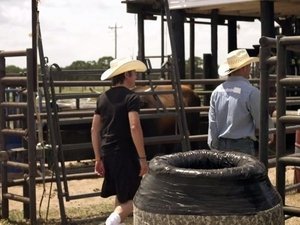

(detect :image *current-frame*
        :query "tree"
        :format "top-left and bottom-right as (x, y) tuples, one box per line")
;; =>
(6, 65), (24, 73)
(64, 56), (113, 70)
(185, 56), (203, 78)
(97, 56), (113, 69)
(65, 60), (90, 70)
(185, 56), (203, 73)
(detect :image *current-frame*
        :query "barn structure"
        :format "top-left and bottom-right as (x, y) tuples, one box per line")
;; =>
(1, 0), (300, 224)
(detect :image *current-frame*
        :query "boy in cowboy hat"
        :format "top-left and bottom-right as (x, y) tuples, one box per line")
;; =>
(91, 58), (148, 225)
(207, 49), (260, 155)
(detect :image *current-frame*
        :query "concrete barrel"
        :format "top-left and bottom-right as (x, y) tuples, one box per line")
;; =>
(134, 150), (283, 225)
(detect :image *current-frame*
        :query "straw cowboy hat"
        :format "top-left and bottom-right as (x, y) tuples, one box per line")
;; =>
(218, 49), (259, 77)
(101, 58), (147, 81)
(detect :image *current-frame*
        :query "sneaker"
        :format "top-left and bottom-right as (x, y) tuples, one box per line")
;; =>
(105, 212), (121, 225)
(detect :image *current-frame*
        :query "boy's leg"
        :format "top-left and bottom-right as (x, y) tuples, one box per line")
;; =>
(105, 200), (133, 225)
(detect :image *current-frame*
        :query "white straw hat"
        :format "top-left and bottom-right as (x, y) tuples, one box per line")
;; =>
(101, 58), (147, 81)
(218, 49), (259, 77)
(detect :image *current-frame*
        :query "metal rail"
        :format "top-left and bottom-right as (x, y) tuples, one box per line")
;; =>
(41, 63), (68, 223)
(275, 35), (300, 219)
(259, 36), (277, 169)
(37, 78), (264, 86)
(0, 49), (38, 224)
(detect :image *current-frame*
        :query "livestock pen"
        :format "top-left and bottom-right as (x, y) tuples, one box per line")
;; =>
(1, 66), (300, 225)
(2, 0), (300, 224)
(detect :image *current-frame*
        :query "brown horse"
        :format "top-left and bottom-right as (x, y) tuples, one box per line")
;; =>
(133, 85), (202, 160)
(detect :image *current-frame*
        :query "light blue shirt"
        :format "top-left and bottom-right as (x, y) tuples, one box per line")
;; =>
(207, 76), (260, 149)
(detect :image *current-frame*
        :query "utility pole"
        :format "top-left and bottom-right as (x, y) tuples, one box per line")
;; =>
(109, 23), (122, 58)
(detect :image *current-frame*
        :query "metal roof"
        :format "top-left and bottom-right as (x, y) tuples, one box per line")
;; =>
(168, 0), (300, 18)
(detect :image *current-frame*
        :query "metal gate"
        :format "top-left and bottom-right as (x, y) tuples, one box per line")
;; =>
(260, 35), (300, 220)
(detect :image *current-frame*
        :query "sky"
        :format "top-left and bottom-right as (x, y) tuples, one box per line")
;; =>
(0, 0), (262, 69)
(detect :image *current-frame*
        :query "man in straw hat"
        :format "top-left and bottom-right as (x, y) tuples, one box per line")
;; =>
(207, 49), (260, 155)
(91, 58), (148, 225)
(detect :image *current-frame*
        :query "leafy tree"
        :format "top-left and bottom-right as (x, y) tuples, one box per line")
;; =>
(65, 60), (90, 70)
(86, 60), (98, 69)
(185, 56), (203, 74)
(6, 65), (24, 73)
(64, 56), (113, 70)
(97, 56), (113, 69)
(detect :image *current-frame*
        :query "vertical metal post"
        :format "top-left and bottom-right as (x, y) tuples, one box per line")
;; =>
(260, 0), (275, 38)
(161, 10), (165, 78)
(32, 0), (37, 92)
(42, 67), (68, 224)
(37, 20), (47, 75)
(0, 54), (9, 219)
(203, 54), (213, 106)
(0, 57), (5, 152)
(27, 1), (38, 222)
(189, 18), (195, 80)
(26, 48), (37, 224)
(211, 9), (218, 77)
(163, 0), (190, 151)
(228, 19), (237, 52)
(137, 13), (145, 79)
(170, 9), (185, 79)
(137, 13), (145, 62)
(276, 36), (286, 203)
(259, 36), (272, 169)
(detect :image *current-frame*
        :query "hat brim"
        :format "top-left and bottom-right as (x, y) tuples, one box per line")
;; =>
(218, 57), (259, 77)
(101, 60), (147, 81)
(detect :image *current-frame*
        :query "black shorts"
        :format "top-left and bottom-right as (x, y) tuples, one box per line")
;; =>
(101, 151), (141, 203)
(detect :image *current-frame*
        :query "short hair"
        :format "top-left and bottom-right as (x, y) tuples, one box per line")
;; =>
(112, 73), (126, 85)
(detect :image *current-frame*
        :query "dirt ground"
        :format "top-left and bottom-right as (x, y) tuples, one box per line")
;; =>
(2, 164), (300, 225)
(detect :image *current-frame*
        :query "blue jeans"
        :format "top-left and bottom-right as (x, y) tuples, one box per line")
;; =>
(215, 137), (255, 156)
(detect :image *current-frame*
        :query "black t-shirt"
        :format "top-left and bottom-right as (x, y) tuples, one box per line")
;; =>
(95, 86), (140, 156)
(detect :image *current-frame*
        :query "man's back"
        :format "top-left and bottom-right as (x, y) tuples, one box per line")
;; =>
(208, 76), (260, 155)
(211, 76), (260, 139)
